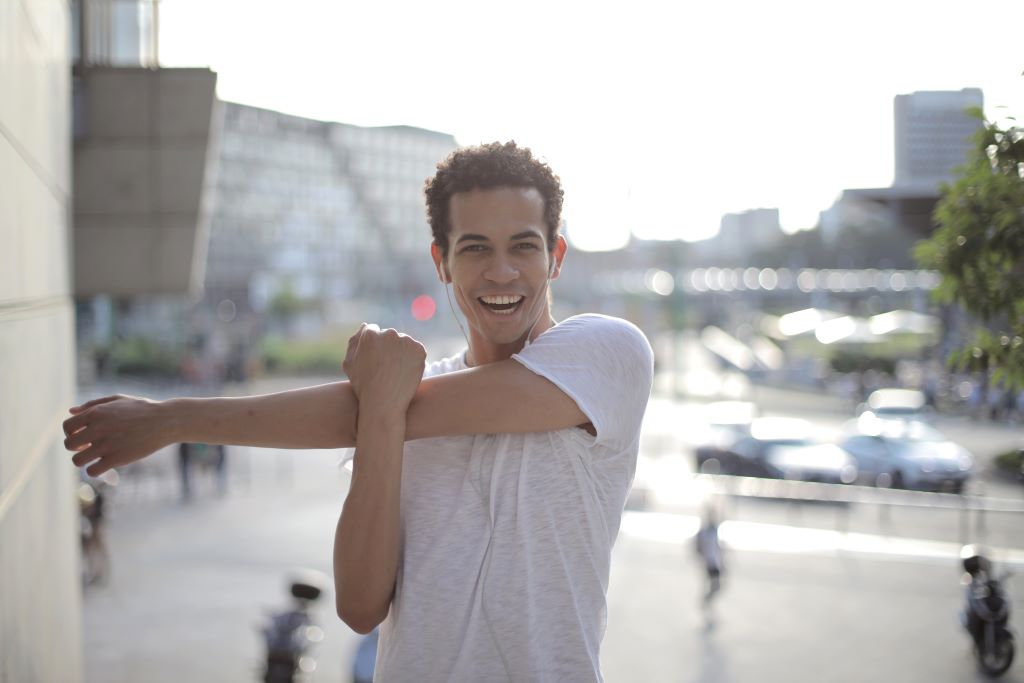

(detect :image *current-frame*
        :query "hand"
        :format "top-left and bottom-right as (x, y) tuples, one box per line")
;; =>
(343, 324), (426, 412)
(63, 395), (172, 476)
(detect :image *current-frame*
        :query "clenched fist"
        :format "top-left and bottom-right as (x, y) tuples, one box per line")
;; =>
(343, 324), (426, 413)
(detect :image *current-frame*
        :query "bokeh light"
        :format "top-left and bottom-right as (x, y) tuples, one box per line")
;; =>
(411, 294), (436, 321)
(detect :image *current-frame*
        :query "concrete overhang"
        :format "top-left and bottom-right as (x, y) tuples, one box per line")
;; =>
(841, 186), (941, 238)
(72, 66), (218, 296)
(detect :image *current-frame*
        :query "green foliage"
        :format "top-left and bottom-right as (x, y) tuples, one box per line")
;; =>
(829, 350), (896, 375)
(268, 283), (319, 320)
(914, 108), (1024, 389)
(261, 333), (351, 376)
(993, 448), (1023, 477)
(109, 337), (183, 377)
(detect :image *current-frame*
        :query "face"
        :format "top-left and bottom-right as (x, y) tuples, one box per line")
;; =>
(432, 186), (566, 357)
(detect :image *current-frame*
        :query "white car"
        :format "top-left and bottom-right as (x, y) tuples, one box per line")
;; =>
(860, 388), (932, 421)
(840, 416), (973, 493)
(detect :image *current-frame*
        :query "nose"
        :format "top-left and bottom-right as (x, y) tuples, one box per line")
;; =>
(483, 255), (519, 284)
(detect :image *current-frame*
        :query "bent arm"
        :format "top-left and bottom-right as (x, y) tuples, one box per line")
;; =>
(333, 409), (404, 633)
(405, 359), (589, 440)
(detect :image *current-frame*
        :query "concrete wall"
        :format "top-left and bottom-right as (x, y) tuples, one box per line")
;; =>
(0, 0), (83, 681)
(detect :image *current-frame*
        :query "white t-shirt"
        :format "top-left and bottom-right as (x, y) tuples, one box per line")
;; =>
(372, 314), (653, 682)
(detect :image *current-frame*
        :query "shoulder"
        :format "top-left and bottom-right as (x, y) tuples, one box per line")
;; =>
(513, 313), (653, 388)
(556, 313), (649, 341)
(538, 314), (652, 360)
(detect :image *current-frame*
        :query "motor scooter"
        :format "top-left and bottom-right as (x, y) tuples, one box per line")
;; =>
(960, 545), (1015, 677)
(260, 571), (328, 683)
(79, 469), (119, 586)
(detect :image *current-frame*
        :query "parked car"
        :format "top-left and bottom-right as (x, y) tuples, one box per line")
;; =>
(693, 401), (757, 474)
(760, 442), (859, 484)
(858, 388), (931, 421)
(840, 415), (973, 492)
(726, 417), (857, 484)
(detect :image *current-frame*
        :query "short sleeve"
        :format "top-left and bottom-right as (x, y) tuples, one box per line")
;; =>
(511, 314), (654, 450)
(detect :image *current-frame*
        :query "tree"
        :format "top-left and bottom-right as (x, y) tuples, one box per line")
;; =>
(915, 107), (1024, 389)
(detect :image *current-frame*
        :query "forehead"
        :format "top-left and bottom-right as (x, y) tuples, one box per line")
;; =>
(448, 187), (545, 238)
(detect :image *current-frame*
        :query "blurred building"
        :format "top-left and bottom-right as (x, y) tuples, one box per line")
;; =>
(689, 208), (782, 265)
(894, 88), (984, 191)
(202, 103), (457, 335)
(820, 88), (984, 245)
(1, 2), (82, 682)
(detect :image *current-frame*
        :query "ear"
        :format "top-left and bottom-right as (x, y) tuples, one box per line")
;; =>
(550, 235), (568, 280)
(430, 242), (449, 283)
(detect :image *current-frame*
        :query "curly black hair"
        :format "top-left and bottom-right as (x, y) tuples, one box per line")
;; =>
(424, 141), (564, 255)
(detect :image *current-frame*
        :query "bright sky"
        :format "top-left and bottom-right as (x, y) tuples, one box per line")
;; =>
(159, 0), (1024, 251)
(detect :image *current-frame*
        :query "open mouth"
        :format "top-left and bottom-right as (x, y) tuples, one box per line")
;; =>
(478, 295), (524, 316)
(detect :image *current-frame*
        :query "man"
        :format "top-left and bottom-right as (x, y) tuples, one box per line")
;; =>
(65, 142), (653, 681)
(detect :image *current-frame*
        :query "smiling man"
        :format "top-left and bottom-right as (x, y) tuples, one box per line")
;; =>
(64, 142), (654, 682)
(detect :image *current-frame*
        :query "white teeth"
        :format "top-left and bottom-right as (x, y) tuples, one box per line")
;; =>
(480, 295), (523, 305)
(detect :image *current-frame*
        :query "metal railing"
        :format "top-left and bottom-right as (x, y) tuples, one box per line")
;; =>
(698, 473), (1024, 514)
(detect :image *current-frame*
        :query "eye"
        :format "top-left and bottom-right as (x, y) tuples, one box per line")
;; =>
(460, 244), (487, 253)
(514, 242), (541, 250)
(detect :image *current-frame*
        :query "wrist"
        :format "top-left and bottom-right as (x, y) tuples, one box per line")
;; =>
(356, 403), (407, 433)
(159, 397), (188, 444)
(358, 390), (413, 418)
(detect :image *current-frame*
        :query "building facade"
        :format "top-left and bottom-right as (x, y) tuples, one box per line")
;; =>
(821, 88), (985, 246)
(202, 103), (458, 334)
(689, 207), (782, 265)
(894, 88), (984, 191)
(0, 1), (82, 681)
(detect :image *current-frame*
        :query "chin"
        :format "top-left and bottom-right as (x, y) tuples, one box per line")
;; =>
(477, 322), (530, 346)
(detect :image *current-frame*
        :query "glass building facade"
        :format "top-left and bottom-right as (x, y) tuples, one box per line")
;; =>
(203, 103), (458, 331)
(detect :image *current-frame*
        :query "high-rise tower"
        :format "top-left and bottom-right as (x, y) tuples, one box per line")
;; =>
(894, 88), (984, 190)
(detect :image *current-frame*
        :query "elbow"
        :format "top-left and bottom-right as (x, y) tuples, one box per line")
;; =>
(336, 598), (386, 635)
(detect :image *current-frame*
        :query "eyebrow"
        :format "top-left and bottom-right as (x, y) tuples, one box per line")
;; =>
(454, 230), (545, 245)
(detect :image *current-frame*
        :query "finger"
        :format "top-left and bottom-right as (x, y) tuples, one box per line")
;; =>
(86, 458), (111, 478)
(63, 413), (90, 437)
(65, 422), (97, 450)
(65, 432), (93, 453)
(72, 447), (97, 467)
(69, 395), (120, 414)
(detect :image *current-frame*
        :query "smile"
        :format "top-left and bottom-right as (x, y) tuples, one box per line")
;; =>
(478, 295), (524, 316)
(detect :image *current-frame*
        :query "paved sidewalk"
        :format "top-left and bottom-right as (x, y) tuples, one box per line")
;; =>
(82, 446), (1024, 683)
(77, 376), (1023, 682)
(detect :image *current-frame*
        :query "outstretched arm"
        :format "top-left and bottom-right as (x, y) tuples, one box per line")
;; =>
(64, 338), (589, 477)
(64, 382), (360, 476)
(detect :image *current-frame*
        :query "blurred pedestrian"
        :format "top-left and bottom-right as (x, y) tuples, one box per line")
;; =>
(211, 443), (227, 496)
(177, 442), (193, 502)
(178, 442), (229, 500)
(696, 505), (724, 610)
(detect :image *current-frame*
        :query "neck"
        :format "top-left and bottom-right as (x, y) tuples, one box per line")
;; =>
(464, 314), (555, 367)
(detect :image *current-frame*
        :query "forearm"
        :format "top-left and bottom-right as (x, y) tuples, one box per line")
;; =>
(333, 409), (405, 633)
(163, 381), (358, 449)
